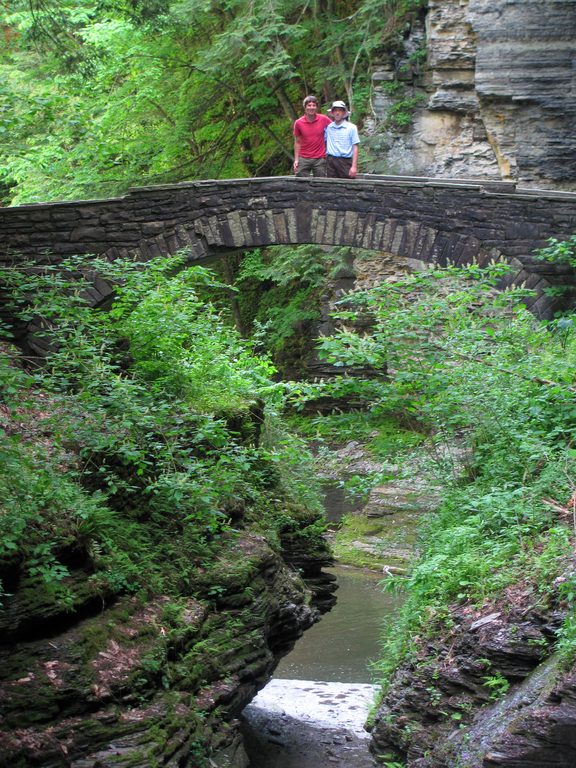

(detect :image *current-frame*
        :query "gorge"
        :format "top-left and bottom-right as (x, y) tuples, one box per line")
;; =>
(1, 0), (576, 766)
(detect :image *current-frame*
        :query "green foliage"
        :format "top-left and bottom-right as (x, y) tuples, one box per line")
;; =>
(0, 435), (126, 607)
(233, 244), (387, 371)
(0, 0), (425, 203)
(286, 376), (387, 412)
(234, 245), (334, 367)
(118, 270), (276, 411)
(557, 611), (576, 666)
(256, 289), (320, 354)
(0, 253), (323, 605)
(482, 671), (510, 700)
(385, 92), (426, 130)
(0, 348), (33, 406)
(259, 412), (324, 517)
(534, 236), (576, 306)
(535, 235), (576, 268)
(368, 419), (424, 457)
(287, 409), (400, 446)
(239, 246), (330, 289)
(368, 79), (426, 132)
(408, 46), (427, 66)
(379, 759), (406, 768)
(303, 262), (576, 676)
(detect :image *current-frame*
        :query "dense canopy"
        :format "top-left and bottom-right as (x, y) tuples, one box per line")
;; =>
(0, 0), (422, 204)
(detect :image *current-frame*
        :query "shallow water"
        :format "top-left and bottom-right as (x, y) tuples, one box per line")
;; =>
(275, 564), (402, 683)
(242, 565), (401, 767)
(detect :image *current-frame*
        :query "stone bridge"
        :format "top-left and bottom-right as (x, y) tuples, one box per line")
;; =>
(1, 175), (575, 352)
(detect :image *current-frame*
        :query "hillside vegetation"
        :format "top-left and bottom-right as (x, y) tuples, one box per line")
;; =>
(296, 256), (576, 764)
(0, 253), (325, 616)
(0, 0), (424, 204)
(2, 241), (576, 765)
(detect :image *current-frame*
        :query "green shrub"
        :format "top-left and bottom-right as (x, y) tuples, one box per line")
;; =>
(307, 260), (576, 677)
(0, 253), (324, 602)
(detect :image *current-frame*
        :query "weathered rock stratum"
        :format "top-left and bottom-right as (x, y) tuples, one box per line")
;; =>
(369, 580), (576, 767)
(0, 530), (335, 768)
(368, 0), (576, 189)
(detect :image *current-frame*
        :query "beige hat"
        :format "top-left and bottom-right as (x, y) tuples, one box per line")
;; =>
(329, 100), (349, 116)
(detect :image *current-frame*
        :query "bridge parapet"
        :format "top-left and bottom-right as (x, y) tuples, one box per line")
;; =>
(1, 175), (575, 352)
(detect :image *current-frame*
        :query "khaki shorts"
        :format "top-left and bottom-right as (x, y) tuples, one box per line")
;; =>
(296, 157), (327, 177)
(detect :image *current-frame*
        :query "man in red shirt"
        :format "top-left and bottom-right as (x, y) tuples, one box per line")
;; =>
(293, 95), (332, 177)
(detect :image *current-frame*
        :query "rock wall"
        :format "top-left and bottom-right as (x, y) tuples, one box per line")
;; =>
(369, 592), (576, 767)
(0, 372), (336, 768)
(0, 529), (334, 768)
(366, 0), (576, 189)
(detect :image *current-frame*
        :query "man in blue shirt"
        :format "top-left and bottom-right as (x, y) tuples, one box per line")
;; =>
(325, 100), (360, 179)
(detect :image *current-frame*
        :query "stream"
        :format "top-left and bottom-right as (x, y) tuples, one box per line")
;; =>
(276, 565), (399, 683)
(241, 565), (402, 767)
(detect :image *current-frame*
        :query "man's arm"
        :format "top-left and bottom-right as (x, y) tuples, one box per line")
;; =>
(349, 143), (359, 178)
(293, 135), (301, 173)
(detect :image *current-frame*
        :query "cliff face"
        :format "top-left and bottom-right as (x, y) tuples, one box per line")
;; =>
(367, 0), (576, 189)
(0, 530), (334, 768)
(369, 587), (576, 768)
(0, 348), (337, 768)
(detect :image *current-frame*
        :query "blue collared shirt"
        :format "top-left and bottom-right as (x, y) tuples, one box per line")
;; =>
(325, 121), (360, 158)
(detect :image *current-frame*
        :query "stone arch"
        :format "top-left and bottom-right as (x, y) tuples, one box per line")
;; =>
(1, 176), (575, 354)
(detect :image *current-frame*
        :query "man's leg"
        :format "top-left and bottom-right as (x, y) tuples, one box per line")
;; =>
(311, 158), (327, 177)
(296, 157), (316, 176)
(326, 156), (352, 178)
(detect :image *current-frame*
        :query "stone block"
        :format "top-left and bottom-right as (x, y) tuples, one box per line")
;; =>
(270, 211), (288, 244)
(141, 221), (171, 236)
(223, 210), (247, 248)
(411, 226), (438, 262)
(69, 226), (107, 242)
(205, 215), (224, 246)
(427, 89), (479, 114)
(285, 208), (298, 244)
(23, 208), (55, 224)
(454, 236), (482, 266)
(359, 215), (377, 250)
(165, 234), (181, 252)
(341, 211), (359, 245)
(430, 233), (450, 266)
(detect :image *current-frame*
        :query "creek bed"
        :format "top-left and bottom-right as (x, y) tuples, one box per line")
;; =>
(276, 565), (401, 683)
(241, 564), (402, 767)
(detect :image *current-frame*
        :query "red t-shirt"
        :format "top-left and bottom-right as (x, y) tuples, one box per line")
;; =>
(293, 114), (332, 159)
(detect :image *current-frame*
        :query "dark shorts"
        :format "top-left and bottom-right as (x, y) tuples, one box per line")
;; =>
(326, 156), (353, 178)
(296, 157), (327, 177)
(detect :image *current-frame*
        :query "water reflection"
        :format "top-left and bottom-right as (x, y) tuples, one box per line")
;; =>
(275, 565), (402, 684)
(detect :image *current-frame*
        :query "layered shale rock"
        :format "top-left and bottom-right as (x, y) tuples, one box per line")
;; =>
(369, 584), (576, 767)
(367, 0), (576, 189)
(0, 531), (334, 768)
